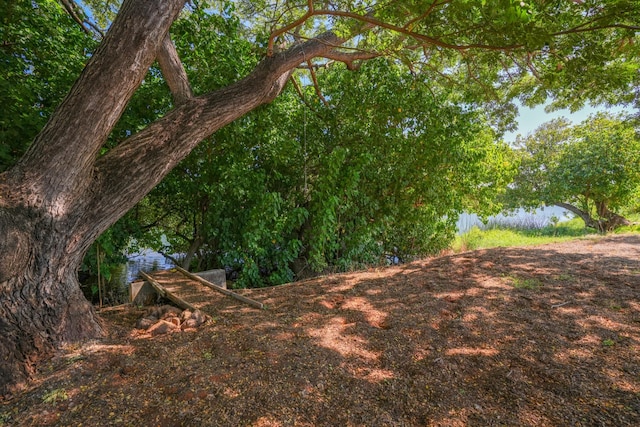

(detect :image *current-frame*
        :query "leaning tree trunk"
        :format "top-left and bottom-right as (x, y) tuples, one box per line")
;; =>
(554, 202), (604, 231)
(0, 0), (185, 396)
(554, 201), (631, 233)
(595, 200), (631, 232)
(0, 0), (351, 396)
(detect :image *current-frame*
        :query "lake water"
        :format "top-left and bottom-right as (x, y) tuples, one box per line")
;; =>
(456, 206), (573, 234)
(124, 250), (176, 283)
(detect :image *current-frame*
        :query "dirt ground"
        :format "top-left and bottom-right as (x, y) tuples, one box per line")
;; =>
(2, 234), (639, 426)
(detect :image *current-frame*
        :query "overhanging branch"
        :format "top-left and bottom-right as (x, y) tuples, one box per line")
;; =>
(15, 0), (186, 211)
(268, 8), (524, 57)
(320, 50), (381, 70)
(78, 30), (349, 244)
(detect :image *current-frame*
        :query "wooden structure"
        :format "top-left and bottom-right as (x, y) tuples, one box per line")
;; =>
(130, 268), (264, 313)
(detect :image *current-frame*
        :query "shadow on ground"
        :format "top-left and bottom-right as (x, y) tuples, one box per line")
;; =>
(2, 234), (639, 426)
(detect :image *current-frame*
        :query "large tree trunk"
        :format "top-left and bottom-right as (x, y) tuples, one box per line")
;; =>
(0, 0), (185, 396)
(0, 208), (104, 396)
(0, 0), (349, 396)
(595, 200), (631, 232)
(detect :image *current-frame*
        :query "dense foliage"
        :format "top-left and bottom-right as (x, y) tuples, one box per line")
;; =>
(3, 0), (639, 288)
(57, 2), (516, 288)
(0, 0), (95, 171)
(141, 55), (515, 287)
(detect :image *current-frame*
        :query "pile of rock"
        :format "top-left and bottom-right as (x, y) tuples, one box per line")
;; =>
(135, 305), (208, 335)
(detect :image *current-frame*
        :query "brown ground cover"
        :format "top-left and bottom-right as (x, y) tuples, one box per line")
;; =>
(2, 234), (639, 426)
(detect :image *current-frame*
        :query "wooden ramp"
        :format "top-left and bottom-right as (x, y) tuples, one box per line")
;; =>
(135, 268), (264, 314)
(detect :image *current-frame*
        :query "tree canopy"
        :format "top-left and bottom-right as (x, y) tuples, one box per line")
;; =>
(139, 55), (515, 286)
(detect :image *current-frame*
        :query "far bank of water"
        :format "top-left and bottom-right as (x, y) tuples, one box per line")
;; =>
(456, 206), (573, 234)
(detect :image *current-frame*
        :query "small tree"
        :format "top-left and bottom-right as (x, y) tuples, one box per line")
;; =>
(508, 113), (640, 232)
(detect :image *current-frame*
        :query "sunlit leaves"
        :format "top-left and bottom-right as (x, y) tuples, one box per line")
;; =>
(295, 58), (515, 268)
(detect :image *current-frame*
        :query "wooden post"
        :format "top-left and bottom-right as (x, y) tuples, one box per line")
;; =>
(174, 266), (265, 310)
(96, 246), (101, 308)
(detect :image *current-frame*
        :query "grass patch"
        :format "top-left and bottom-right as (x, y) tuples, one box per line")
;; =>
(42, 388), (68, 404)
(506, 275), (542, 290)
(453, 218), (598, 252)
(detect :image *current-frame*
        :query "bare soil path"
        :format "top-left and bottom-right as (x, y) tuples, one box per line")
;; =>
(2, 234), (639, 426)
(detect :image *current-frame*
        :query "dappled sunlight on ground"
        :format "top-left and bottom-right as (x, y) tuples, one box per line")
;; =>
(2, 234), (639, 426)
(445, 347), (499, 357)
(307, 317), (380, 360)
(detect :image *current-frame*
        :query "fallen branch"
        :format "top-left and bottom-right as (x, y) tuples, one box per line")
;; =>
(174, 266), (265, 310)
(551, 301), (571, 308)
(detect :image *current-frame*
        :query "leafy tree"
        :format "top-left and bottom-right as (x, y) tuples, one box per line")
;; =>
(143, 58), (514, 287)
(507, 113), (640, 232)
(0, 0), (638, 394)
(296, 58), (515, 274)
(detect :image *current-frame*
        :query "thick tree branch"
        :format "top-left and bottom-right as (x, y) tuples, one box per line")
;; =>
(10, 0), (186, 212)
(320, 49), (381, 70)
(268, 3), (639, 62)
(157, 34), (193, 105)
(73, 31), (345, 247)
(268, 8), (524, 56)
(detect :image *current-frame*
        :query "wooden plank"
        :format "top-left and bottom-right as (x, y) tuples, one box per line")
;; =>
(130, 280), (157, 305)
(139, 271), (199, 312)
(174, 266), (265, 310)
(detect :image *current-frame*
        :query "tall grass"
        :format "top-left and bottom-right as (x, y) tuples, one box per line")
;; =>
(452, 217), (597, 252)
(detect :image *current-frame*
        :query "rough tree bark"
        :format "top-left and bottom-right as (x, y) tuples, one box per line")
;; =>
(0, 0), (351, 395)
